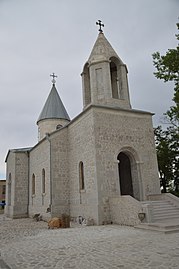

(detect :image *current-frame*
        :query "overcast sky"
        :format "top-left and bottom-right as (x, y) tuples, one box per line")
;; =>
(0, 0), (178, 179)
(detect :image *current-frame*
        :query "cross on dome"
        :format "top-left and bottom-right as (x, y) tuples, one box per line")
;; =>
(50, 73), (57, 84)
(96, 20), (104, 33)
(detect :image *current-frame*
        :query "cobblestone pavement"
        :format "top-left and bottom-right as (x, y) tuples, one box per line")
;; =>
(0, 215), (179, 269)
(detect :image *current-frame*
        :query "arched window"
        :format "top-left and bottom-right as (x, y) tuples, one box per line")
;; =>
(79, 161), (85, 191)
(42, 169), (45, 194)
(32, 174), (35, 195)
(56, 124), (62, 130)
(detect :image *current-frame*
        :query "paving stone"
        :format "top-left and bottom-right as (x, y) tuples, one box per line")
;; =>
(0, 259), (11, 269)
(0, 215), (179, 269)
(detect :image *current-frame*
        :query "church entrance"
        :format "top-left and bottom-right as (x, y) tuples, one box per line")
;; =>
(118, 152), (134, 197)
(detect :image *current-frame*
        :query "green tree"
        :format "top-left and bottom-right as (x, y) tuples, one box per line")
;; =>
(154, 127), (174, 192)
(152, 21), (179, 194)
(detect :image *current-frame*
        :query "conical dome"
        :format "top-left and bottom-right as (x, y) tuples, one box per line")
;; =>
(37, 84), (70, 123)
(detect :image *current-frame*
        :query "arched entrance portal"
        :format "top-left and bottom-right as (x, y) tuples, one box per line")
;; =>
(118, 152), (134, 197)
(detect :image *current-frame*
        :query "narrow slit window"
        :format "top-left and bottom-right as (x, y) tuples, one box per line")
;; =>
(8, 173), (11, 206)
(32, 174), (35, 195)
(79, 161), (85, 190)
(42, 169), (45, 193)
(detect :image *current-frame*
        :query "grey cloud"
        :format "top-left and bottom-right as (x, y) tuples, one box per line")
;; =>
(0, 0), (178, 178)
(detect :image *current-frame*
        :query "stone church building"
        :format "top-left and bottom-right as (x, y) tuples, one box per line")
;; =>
(5, 27), (162, 226)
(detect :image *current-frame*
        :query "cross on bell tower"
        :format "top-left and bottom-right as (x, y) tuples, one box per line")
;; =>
(96, 20), (104, 33)
(50, 73), (57, 84)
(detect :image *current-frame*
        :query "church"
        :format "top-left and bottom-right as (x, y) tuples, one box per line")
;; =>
(5, 22), (161, 226)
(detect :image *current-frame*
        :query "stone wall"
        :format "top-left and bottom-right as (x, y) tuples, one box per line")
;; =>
(68, 109), (99, 224)
(5, 152), (15, 217)
(50, 127), (70, 217)
(109, 196), (142, 226)
(5, 151), (29, 218)
(29, 140), (51, 219)
(13, 152), (29, 218)
(92, 106), (160, 224)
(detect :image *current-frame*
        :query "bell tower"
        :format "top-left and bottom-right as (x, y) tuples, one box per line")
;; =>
(81, 20), (131, 110)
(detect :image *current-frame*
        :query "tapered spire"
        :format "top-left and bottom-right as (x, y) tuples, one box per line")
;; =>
(88, 32), (123, 65)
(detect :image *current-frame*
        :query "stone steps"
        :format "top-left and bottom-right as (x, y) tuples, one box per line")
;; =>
(152, 203), (179, 223)
(135, 221), (179, 234)
(135, 199), (179, 233)
(142, 200), (179, 223)
(153, 217), (179, 223)
(153, 210), (179, 216)
(152, 207), (178, 212)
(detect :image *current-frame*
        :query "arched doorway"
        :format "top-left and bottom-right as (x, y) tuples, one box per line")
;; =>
(118, 152), (133, 197)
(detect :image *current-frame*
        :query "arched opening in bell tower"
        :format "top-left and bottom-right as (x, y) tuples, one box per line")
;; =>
(110, 57), (125, 100)
(82, 63), (91, 106)
(110, 59), (119, 99)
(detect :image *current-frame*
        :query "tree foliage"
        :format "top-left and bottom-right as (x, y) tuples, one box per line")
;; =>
(152, 21), (179, 195)
(154, 127), (174, 192)
(152, 22), (179, 127)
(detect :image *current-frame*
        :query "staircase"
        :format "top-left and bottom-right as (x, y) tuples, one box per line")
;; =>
(135, 198), (179, 233)
(142, 200), (179, 223)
